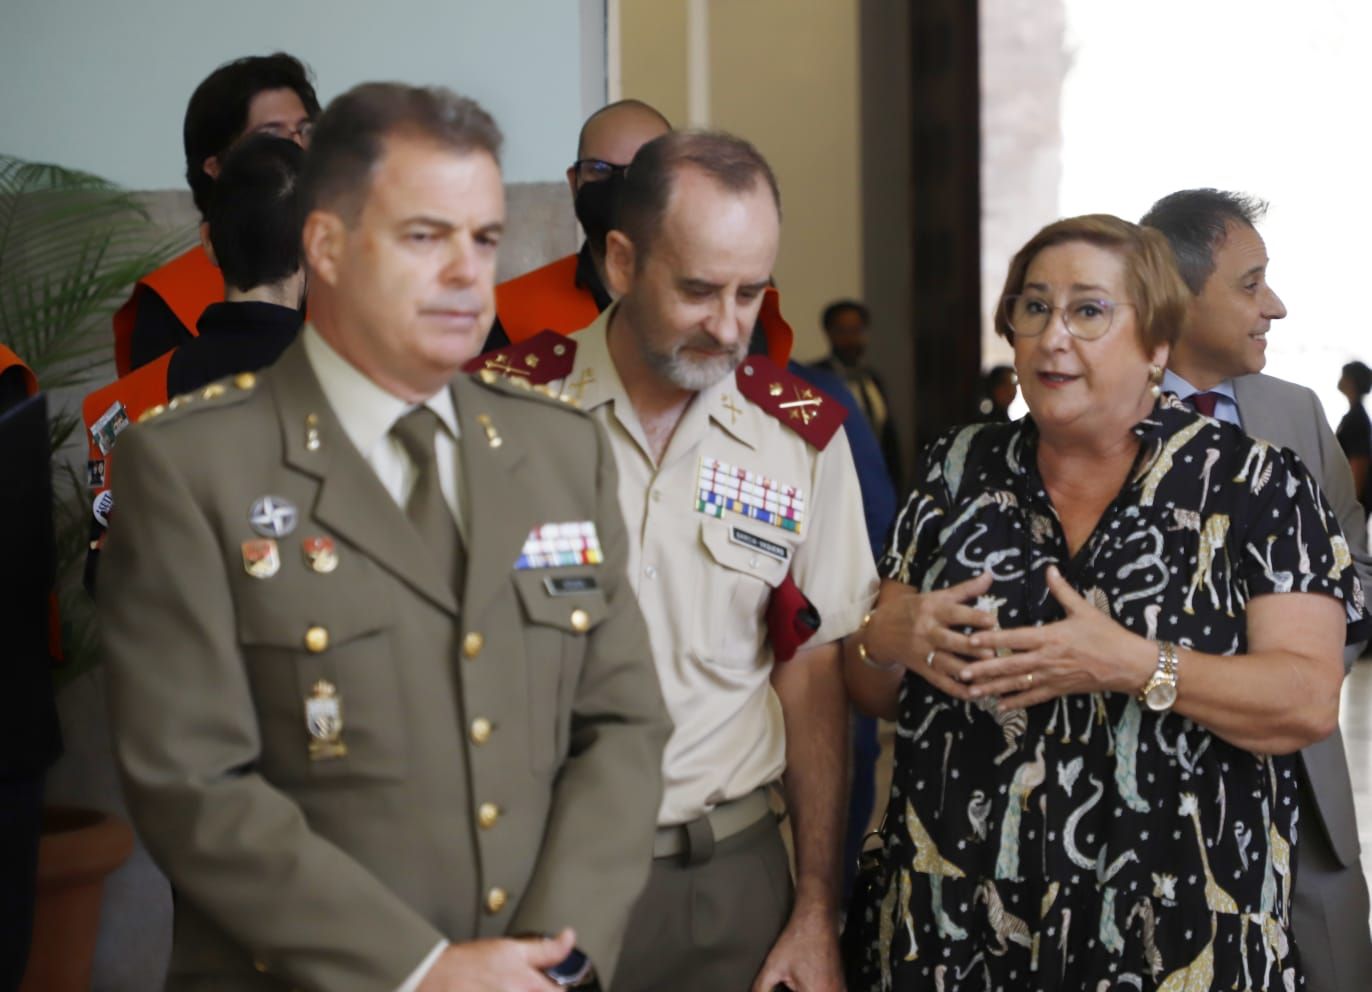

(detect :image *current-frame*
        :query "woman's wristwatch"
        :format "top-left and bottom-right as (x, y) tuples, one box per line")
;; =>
(1140, 640), (1179, 711)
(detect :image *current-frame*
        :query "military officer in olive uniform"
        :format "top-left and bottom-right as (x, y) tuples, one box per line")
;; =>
(100, 84), (670, 992)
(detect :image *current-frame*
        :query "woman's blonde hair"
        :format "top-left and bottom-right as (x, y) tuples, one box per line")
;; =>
(993, 214), (1189, 353)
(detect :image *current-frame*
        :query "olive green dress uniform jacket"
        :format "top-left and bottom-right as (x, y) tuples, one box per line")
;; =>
(99, 340), (671, 992)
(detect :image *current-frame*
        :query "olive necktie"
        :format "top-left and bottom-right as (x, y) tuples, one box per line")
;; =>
(391, 406), (465, 596)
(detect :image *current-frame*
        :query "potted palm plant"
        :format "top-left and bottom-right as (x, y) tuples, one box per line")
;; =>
(1, 152), (188, 990)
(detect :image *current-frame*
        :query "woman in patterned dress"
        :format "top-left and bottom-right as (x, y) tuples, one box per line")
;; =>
(842, 214), (1366, 991)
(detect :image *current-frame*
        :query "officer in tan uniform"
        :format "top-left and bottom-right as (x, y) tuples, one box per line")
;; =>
(99, 83), (670, 992)
(480, 132), (879, 991)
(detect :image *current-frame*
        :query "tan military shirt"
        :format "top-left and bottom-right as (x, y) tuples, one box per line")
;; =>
(557, 305), (879, 824)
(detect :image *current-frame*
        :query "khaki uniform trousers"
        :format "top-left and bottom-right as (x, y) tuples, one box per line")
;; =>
(616, 803), (792, 992)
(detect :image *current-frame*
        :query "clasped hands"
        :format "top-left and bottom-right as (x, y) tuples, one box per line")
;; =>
(863, 566), (1151, 709)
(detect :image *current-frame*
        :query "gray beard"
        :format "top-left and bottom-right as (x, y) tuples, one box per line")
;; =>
(641, 340), (746, 392)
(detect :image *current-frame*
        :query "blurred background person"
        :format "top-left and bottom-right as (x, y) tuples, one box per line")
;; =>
(810, 299), (902, 492)
(1337, 360), (1372, 515)
(165, 134), (306, 396)
(113, 52), (318, 376)
(486, 98), (670, 349)
(843, 215), (1365, 990)
(975, 363), (1017, 422)
(81, 135), (308, 593)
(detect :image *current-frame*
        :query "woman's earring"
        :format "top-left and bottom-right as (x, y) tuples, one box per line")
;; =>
(1148, 363), (1163, 399)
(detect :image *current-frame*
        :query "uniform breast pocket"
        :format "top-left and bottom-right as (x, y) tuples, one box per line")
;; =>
(237, 586), (406, 787)
(512, 568), (609, 776)
(695, 520), (793, 669)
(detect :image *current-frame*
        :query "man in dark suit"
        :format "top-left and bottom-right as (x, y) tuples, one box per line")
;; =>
(809, 299), (902, 493)
(101, 83), (670, 992)
(1145, 188), (1372, 992)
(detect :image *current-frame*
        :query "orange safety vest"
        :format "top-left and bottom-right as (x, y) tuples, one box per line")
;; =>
(111, 244), (222, 377)
(494, 253), (796, 365)
(495, 255), (600, 342)
(0, 344), (38, 396)
(81, 351), (174, 501)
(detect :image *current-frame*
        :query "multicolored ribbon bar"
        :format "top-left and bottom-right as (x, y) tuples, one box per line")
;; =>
(515, 520), (604, 570)
(695, 456), (805, 534)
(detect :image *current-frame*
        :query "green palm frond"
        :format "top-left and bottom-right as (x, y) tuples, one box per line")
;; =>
(0, 153), (193, 393)
(0, 154), (194, 686)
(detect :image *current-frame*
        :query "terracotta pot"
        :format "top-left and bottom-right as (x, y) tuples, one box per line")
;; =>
(20, 805), (134, 992)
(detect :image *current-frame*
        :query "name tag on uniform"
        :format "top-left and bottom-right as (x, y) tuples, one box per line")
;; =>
(729, 526), (790, 562)
(544, 574), (600, 596)
(696, 456), (806, 534)
(515, 521), (603, 569)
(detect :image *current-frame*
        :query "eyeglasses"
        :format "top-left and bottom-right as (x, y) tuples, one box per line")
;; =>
(252, 120), (315, 144)
(1002, 294), (1135, 341)
(570, 158), (629, 184)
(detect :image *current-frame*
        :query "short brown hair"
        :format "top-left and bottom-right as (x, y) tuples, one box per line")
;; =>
(1140, 189), (1268, 295)
(301, 83), (502, 221)
(993, 214), (1188, 353)
(616, 129), (781, 258)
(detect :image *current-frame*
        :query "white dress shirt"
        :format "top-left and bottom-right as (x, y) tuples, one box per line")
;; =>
(303, 325), (464, 534)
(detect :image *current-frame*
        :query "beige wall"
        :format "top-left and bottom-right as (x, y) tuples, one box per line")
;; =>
(617, 0), (690, 129)
(617, 0), (864, 361)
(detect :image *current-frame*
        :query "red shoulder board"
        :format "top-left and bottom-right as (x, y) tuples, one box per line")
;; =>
(735, 356), (848, 450)
(464, 329), (576, 385)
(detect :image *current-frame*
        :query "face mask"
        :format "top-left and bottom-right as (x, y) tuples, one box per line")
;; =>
(573, 172), (623, 252)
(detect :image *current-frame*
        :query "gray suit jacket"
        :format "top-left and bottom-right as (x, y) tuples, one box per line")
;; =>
(101, 340), (671, 991)
(1232, 371), (1370, 865)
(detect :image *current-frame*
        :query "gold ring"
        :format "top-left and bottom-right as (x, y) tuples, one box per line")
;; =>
(1025, 673), (1034, 687)
(925, 650), (936, 667)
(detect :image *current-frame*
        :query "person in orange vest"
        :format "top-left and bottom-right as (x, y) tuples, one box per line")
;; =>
(487, 99), (670, 350)
(82, 134), (308, 590)
(484, 99), (796, 366)
(0, 345), (38, 407)
(113, 52), (319, 377)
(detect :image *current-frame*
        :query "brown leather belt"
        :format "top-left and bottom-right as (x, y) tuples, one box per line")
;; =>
(652, 788), (775, 864)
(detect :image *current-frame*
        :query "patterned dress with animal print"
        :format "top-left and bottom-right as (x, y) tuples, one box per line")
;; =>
(843, 395), (1367, 991)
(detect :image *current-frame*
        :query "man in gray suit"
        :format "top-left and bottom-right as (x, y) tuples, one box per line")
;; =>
(101, 83), (670, 991)
(1145, 188), (1372, 992)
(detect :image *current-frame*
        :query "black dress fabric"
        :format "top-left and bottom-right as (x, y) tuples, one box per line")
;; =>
(128, 287), (195, 371)
(167, 301), (303, 397)
(844, 394), (1366, 991)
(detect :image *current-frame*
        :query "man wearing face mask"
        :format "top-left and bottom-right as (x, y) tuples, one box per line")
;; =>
(481, 101), (798, 370)
(485, 100), (670, 351)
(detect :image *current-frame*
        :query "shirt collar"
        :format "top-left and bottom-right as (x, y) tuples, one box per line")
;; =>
(565, 304), (624, 414)
(1161, 368), (1237, 404)
(569, 302), (758, 449)
(302, 324), (459, 457)
(196, 301), (304, 339)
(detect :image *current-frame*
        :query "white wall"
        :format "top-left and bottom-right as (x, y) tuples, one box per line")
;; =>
(1058, 0), (1372, 428)
(1, 0), (605, 188)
